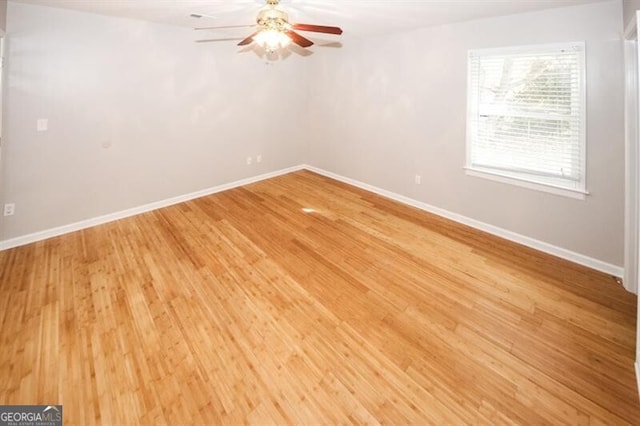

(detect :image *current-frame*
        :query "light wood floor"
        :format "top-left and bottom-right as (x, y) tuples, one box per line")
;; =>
(0, 170), (638, 424)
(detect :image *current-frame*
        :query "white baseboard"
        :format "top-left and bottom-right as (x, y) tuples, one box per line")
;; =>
(636, 362), (640, 399)
(303, 165), (624, 278)
(0, 165), (304, 251)
(0, 163), (626, 278)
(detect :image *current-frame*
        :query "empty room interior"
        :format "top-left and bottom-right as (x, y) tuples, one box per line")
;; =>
(2, 0), (640, 423)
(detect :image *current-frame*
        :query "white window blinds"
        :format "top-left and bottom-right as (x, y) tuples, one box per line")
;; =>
(467, 42), (586, 193)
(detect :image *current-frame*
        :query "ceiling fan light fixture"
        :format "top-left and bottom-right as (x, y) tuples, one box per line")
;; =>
(196, 0), (342, 53)
(254, 29), (290, 52)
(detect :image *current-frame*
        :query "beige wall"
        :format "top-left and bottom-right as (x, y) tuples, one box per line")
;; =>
(1, 2), (308, 240)
(0, 1), (6, 33)
(624, 0), (640, 29)
(0, 0), (628, 271)
(307, 0), (625, 267)
(0, 1), (7, 241)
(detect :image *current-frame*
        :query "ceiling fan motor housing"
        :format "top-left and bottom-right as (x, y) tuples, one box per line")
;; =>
(257, 6), (291, 32)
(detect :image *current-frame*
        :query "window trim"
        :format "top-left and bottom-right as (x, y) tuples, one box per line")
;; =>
(464, 167), (588, 200)
(465, 41), (588, 199)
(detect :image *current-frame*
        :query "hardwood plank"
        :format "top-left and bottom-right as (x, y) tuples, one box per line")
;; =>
(0, 170), (638, 424)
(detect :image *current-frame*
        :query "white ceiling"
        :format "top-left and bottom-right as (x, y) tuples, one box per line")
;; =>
(15, 0), (608, 37)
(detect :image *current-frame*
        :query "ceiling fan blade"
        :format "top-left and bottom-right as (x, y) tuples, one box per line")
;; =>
(195, 24), (257, 31)
(196, 37), (244, 43)
(286, 30), (314, 48)
(238, 32), (259, 46)
(292, 23), (343, 35)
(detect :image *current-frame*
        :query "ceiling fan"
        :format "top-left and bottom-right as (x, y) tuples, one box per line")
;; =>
(194, 0), (343, 52)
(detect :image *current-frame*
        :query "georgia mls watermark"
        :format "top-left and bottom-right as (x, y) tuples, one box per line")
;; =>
(0, 405), (62, 426)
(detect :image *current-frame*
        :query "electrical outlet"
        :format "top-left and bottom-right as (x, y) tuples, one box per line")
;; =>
(37, 119), (48, 132)
(256, 154), (262, 163)
(415, 175), (422, 185)
(246, 157), (252, 165)
(3, 203), (15, 216)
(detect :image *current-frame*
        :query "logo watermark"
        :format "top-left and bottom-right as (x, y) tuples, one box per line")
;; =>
(0, 405), (62, 426)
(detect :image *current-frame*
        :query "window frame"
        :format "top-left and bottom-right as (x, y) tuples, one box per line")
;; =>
(465, 42), (588, 199)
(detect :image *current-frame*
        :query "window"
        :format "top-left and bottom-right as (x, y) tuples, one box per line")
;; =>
(466, 42), (586, 197)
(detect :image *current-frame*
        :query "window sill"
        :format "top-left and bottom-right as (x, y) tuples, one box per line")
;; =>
(464, 167), (588, 200)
